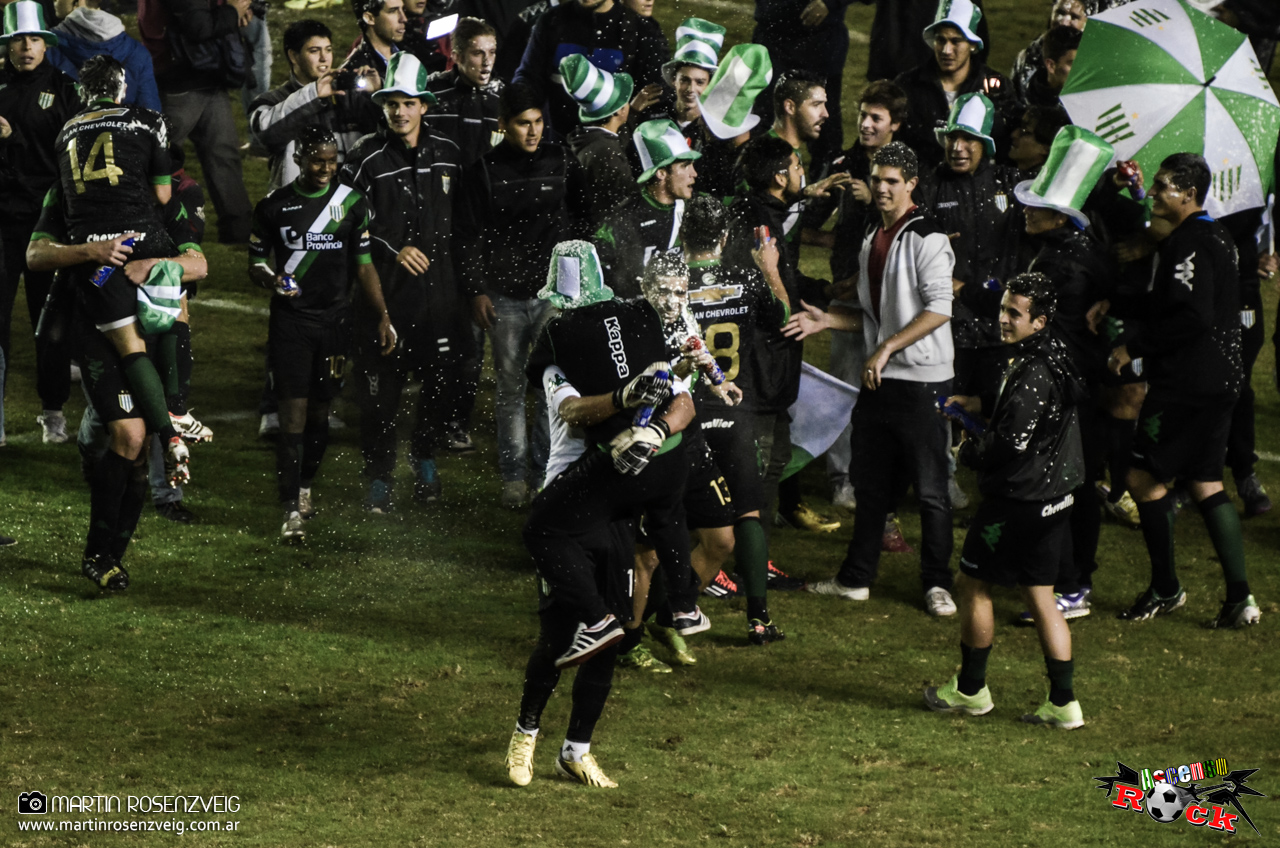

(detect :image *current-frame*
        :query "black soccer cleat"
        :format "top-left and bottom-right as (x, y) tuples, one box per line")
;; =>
(1117, 586), (1186, 622)
(747, 618), (785, 645)
(82, 554), (129, 591)
(766, 561), (806, 591)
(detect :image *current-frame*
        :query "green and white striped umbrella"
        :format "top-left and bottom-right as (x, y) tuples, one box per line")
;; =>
(1060, 0), (1280, 217)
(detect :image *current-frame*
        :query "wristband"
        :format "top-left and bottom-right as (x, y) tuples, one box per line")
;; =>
(651, 418), (671, 440)
(611, 387), (625, 410)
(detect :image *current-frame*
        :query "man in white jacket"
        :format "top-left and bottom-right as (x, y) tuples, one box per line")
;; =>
(785, 141), (959, 615)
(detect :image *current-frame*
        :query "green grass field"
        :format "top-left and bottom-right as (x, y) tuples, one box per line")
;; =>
(1, 1), (1278, 844)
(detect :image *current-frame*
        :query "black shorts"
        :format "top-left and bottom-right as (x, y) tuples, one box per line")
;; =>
(1131, 392), (1232, 483)
(537, 519), (637, 621)
(79, 327), (144, 424)
(268, 311), (350, 401)
(702, 405), (764, 514)
(683, 442), (737, 530)
(79, 270), (140, 333)
(959, 493), (1073, 588)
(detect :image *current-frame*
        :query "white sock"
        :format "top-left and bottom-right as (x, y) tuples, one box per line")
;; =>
(561, 740), (589, 762)
(586, 615), (613, 632)
(299, 487), (312, 498)
(515, 723), (538, 737)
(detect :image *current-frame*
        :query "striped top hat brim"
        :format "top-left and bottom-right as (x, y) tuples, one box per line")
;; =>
(1014, 126), (1115, 229)
(4, 1), (58, 46)
(662, 17), (726, 87)
(372, 53), (438, 105)
(923, 0), (983, 50)
(935, 91), (996, 157)
(559, 53), (634, 123)
(635, 119), (701, 183)
(698, 43), (772, 141)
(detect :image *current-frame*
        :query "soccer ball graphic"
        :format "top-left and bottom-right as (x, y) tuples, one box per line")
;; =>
(1145, 782), (1187, 823)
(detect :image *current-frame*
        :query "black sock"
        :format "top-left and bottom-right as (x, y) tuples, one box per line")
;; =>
(300, 418), (330, 488)
(566, 643), (619, 744)
(778, 475), (802, 514)
(746, 597), (770, 622)
(618, 625), (643, 654)
(121, 352), (178, 442)
(1105, 416), (1136, 502)
(86, 450), (132, 558)
(958, 643), (991, 696)
(168, 322), (192, 416)
(276, 432), (302, 506)
(646, 565), (674, 628)
(1045, 657), (1075, 706)
(1136, 494), (1178, 596)
(109, 461), (148, 561)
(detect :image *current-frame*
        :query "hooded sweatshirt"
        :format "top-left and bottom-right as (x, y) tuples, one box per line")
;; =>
(52, 7), (162, 112)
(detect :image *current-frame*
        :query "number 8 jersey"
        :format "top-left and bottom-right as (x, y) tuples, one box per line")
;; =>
(54, 100), (175, 259)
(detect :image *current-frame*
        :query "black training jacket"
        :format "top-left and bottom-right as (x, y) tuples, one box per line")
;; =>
(894, 59), (1012, 170)
(425, 67), (504, 166)
(960, 330), (1086, 501)
(0, 61), (78, 230)
(1027, 225), (1115, 381)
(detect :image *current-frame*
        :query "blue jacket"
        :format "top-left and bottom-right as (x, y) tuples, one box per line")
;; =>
(50, 10), (162, 112)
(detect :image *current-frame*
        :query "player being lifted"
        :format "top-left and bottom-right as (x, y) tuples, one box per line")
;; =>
(249, 126), (395, 542)
(50, 55), (190, 481)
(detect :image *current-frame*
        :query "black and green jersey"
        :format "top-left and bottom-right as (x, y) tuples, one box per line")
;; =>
(685, 259), (788, 413)
(249, 180), (372, 321)
(592, 189), (684, 300)
(53, 100), (174, 259)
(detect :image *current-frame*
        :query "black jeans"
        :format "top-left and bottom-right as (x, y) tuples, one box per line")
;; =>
(524, 447), (696, 625)
(838, 377), (954, 591)
(0, 233), (69, 410)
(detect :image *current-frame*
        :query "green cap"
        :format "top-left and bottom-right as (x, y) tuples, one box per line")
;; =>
(923, 0), (984, 50)
(3, 1), (58, 46)
(661, 17), (726, 87)
(634, 119), (701, 184)
(559, 53), (634, 123)
(538, 240), (614, 310)
(372, 53), (438, 106)
(936, 91), (996, 157)
(698, 43), (772, 141)
(1014, 125), (1115, 228)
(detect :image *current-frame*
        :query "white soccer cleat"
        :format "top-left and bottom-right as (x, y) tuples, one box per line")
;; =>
(166, 437), (191, 487)
(170, 410), (213, 443)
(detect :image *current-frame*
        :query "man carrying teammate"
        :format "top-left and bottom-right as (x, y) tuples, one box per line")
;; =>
(923, 272), (1086, 730)
(249, 126), (394, 542)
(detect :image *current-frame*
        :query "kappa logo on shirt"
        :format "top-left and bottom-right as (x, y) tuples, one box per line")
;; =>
(604, 316), (629, 378)
(1174, 252), (1196, 291)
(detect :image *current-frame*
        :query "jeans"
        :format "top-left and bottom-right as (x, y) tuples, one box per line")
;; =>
(491, 294), (551, 483)
(825, 326), (866, 489)
(149, 434), (183, 505)
(838, 377), (954, 591)
(161, 88), (253, 242)
(1, 234), (69, 410)
(240, 14), (272, 115)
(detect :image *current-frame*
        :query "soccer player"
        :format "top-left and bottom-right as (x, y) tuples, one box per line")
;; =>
(923, 271), (1087, 730)
(788, 141), (958, 616)
(507, 240), (703, 789)
(340, 53), (467, 511)
(680, 196), (794, 642)
(249, 127), (394, 542)
(51, 55), (191, 482)
(1107, 153), (1261, 628)
(0, 1), (78, 443)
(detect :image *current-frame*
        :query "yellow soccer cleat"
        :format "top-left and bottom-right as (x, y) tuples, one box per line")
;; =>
(555, 753), (617, 788)
(504, 731), (537, 787)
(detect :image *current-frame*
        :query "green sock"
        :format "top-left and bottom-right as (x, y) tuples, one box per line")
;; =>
(734, 517), (769, 601)
(1045, 657), (1075, 706)
(122, 352), (178, 441)
(157, 330), (180, 403)
(958, 642), (991, 695)
(1198, 492), (1249, 601)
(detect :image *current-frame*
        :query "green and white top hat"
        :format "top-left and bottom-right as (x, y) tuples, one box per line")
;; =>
(661, 18), (726, 87)
(538, 240), (614, 310)
(371, 52), (438, 106)
(1014, 125), (1115, 229)
(923, 0), (983, 50)
(559, 53), (634, 123)
(634, 118), (701, 184)
(3, 1), (58, 46)
(698, 43), (772, 141)
(935, 91), (996, 157)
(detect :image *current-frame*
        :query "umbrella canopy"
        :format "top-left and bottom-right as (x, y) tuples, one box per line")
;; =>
(1060, 0), (1280, 217)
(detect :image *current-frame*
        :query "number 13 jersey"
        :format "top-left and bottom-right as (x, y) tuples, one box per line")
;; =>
(54, 99), (174, 259)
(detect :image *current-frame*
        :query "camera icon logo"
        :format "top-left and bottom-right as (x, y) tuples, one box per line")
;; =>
(18, 791), (48, 814)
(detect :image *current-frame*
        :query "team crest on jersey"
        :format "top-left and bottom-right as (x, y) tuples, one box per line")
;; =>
(329, 204), (345, 223)
(441, 174), (451, 194)
(118, 391), (134, 413)
(1241, 309), (1256, 329)
(994, 192), (1008, 213)
(38, 91), (55, 109)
